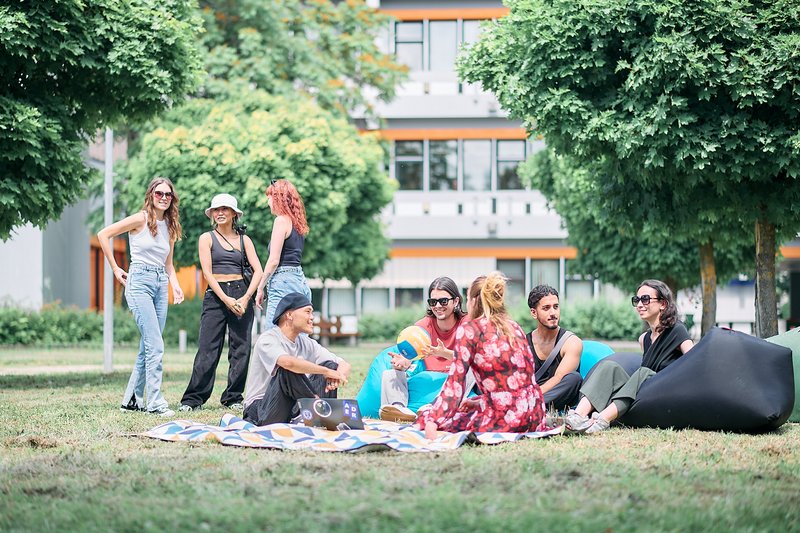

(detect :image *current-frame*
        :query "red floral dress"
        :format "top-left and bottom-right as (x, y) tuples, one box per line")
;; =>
(416, 316), (546, 433)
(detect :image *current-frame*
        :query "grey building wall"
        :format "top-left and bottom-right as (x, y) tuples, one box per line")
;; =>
(42, 199), (91, 308)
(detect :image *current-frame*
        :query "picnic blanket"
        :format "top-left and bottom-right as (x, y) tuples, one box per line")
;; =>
(143, 414), (564, 453)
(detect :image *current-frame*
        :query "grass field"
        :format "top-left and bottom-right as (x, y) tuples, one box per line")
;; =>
(1, 343), (798, 532)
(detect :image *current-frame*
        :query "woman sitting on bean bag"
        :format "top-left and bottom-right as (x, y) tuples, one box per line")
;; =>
(565, 279), (694, 434)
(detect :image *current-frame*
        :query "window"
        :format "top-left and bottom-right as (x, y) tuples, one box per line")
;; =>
(429, 21), (458, 72)
(498, 260), (525, 309)
(395, 141), (423, 190)
(362, 288), (390, 314)
(531, 260), (560, 290)
(462, 20), (482, 45)
(463, 140), (492, 191)
(396, 288), (423, 308)
(395, 22), (423, 71)
(429, 140), (458, 190)
(329, 288), (356, 316)
(497, 140), (526, 190)
(566, 280), (594, 302)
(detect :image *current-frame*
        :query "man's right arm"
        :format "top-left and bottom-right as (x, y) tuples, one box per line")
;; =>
(275, 355), (343, 380)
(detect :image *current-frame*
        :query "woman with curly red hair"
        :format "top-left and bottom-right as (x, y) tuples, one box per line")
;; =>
(255, 179), (312, 327)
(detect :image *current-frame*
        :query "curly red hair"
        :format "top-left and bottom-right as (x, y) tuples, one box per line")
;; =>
(265, 179), (309, 236)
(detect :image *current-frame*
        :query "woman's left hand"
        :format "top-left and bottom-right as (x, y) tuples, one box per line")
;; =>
(234, 295), (250, 315)
(172, 285), (184, 304)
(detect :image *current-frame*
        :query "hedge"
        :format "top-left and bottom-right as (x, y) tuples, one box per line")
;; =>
(0, 298), (204, 347)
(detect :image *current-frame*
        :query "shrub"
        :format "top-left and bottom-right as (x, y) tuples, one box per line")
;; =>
(510, 299), (643, 340)
(359, 306), (426, 342)
(0, 298), (204, 347)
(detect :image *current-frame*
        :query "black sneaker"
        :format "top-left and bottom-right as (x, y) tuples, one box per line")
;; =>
(120, 398), (144, 412)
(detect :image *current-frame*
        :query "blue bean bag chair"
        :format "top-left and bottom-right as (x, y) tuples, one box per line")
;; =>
(579, 340), (615, 378)
(355, 345), (448, 417)
(766, 327), (800, 423)
(618, 328), (794, 433)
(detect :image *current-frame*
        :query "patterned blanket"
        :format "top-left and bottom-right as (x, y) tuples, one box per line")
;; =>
(143, 414), (564, 453)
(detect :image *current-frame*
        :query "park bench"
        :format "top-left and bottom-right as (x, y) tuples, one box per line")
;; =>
(313, 315), (360, 346)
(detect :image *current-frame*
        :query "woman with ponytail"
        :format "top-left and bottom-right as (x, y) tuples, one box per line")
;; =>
(417, 272), (547, 439)
(255, 179), (312, 328)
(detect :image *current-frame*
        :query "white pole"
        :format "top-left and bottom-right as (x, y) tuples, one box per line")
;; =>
(103, 128), (114, 373)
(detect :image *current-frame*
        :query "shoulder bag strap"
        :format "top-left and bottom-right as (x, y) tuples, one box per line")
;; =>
(534, 329), (575, 382)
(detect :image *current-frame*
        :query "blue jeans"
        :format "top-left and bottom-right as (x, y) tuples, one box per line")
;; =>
(264, 266), (311, 329)
(123, 262), (170, 412)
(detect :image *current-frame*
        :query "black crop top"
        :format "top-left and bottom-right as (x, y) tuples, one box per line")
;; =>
(210, 231), (244, 275)
(278, 227), (304, 267)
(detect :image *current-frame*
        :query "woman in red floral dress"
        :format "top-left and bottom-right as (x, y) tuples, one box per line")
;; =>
(417, 272), (546, 438)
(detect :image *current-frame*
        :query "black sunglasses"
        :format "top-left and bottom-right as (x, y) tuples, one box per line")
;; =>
(631, 295), (661, 306)
(428, 297), (455, 307)
(270, 179), (279, 185)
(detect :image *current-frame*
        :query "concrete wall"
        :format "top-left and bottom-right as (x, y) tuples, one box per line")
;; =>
(42, 199), (91, 308)
(0, 224), (43, 309)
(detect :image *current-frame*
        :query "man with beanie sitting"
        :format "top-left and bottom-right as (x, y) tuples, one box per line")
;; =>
(243, 292), (351, 426)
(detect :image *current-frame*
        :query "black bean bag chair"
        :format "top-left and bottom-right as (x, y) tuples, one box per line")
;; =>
(595, 328), (794, 433)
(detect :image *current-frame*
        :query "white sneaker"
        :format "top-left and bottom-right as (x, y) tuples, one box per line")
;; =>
(149, 407), (175, 418)
(225, 403), (243, 411)
(178, 404), (198, 412)
(379, 404), (417, 423)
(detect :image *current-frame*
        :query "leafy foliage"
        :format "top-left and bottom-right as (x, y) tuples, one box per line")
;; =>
(460, 0), (800, 334)
(198, 0), (405, 116)
(511, 299), (643, 341)
(358, 306), (426, 341)
(0, 0), (203, 239)
(521, 149), (755, 293)
(121, 90), (394, 283)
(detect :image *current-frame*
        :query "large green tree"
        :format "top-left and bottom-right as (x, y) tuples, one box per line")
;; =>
(523, 149), (756, 335)
(116, 0), (404, 285)
(0, 0), (203, 240)
(460, 0), (800, 336)
(122, 90), (392, 283)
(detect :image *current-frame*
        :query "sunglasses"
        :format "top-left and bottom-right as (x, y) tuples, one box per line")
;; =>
(631, 295), (661, 307)
(153, 190), (174, 200)
(428, 297), (455, 307)
(270, 179), (279, 185)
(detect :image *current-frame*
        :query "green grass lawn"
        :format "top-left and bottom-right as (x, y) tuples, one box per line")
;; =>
(1, 343), (798, 532)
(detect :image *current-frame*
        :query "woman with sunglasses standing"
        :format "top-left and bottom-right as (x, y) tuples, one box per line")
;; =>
(255, 179), (312, 328)
(98, 177), (184, 417)
(178, 194), (263, 412)
(565, 279), (694, 434)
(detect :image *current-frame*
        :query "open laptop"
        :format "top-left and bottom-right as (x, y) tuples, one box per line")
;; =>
(296, 398), (365, 431)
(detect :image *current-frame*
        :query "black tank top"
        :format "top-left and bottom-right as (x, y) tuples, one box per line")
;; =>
(209, 231), (243, 275)
(278, 227), (304, 267)
(528, 327), (566, 384)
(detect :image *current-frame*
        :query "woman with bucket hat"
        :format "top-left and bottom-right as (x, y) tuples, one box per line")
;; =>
(255, 179), (313, 328)
(179, 193), (263, 412)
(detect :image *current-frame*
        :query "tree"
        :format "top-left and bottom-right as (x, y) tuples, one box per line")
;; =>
(522, 149), (756, 335)
(198, 0), (406, 116)
(121, 90), (394, 283)
(112, 0), (404, 286)
(0, 0), (203, 240)
(460, 0), (800, 336)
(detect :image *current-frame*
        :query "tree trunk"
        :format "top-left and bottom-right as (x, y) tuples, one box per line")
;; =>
(754, 218), (778, 338)
(699, 241), (717, 337)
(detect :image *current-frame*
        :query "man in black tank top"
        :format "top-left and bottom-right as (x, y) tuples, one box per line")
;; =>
(526, 285), (584, 411)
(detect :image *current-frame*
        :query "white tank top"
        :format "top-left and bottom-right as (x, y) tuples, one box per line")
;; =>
(129, 215), (170, 267)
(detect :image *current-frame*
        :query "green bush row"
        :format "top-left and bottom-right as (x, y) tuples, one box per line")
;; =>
(0, 298), (205, 347)
(358, 299), (644, 343)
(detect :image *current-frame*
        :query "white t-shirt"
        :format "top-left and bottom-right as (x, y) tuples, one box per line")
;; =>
(243, 328), (342, 408)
